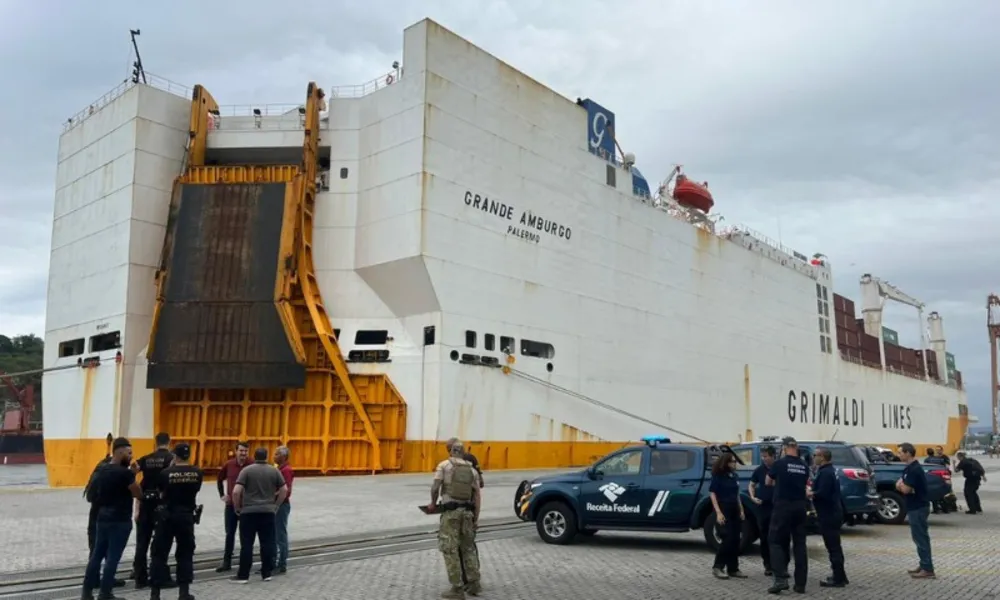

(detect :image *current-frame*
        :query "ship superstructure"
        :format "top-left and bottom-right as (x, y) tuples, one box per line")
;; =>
(41, 19), (969, 487)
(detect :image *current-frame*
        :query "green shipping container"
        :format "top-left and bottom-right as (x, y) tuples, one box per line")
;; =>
(946, 352), (956, 370)
(882, 327), (899, 345)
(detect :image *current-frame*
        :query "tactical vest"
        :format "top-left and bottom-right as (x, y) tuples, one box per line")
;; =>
(446, 458), (476, 503)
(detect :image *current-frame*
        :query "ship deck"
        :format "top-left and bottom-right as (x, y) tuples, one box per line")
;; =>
(1, 458), (998, 599)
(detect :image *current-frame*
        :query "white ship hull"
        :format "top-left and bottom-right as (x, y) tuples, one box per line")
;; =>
(41, 19), (967, 487)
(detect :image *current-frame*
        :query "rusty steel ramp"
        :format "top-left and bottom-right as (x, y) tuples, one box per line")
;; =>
(146, 181), (305, 389)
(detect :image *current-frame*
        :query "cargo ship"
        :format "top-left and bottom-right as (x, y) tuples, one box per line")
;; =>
(40, 19), (969, 487)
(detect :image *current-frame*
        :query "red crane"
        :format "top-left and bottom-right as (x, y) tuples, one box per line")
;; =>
(0, 371), (36, 434)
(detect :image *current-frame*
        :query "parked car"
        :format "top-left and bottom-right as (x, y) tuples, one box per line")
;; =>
(729, 438), (880, 528)
(513, 436), (762, 553)
(862, 446), (955, 525)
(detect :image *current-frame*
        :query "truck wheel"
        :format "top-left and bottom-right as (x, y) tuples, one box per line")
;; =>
(875, 491), (907, 525)
(535, 501), (578, 545)
(703, 512), (755, 554)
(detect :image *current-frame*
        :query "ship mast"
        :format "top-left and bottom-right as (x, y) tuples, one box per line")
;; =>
(988, 294), (1000, 436)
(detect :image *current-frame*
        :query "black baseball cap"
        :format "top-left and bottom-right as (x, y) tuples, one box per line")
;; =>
(173, 443), (191, 460)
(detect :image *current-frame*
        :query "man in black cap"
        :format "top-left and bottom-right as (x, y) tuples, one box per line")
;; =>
(82, 437), (141, 600)
(765, 436), (810, 594)
(149, 442), (203, 600)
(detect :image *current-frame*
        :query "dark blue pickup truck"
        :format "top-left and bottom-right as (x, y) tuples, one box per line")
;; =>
(513, 436), (762, 553)
(861, 447), (956, 525)
(730, 439), (880, 526)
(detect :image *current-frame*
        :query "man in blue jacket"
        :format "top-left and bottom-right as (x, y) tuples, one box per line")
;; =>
(809, 447), (848, 587)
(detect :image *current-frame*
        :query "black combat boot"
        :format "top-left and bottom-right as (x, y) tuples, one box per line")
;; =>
(178, 583), (195, 600)
(149, 587), (161, 600)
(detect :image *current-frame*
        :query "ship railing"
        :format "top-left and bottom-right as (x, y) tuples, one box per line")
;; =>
(211, 103), (330, 131)
(63, 72), (191, 133)
(720, 224), (804, 262)
(328, 69), (401, 98)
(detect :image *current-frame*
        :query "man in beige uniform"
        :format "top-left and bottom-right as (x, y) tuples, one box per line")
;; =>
(430, 440), (482, 598)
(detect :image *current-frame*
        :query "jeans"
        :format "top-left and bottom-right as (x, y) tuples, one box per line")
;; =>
(275, 502), (291, 569)
(237, 512), (277, 580)
(83, 520), (132, 596)
(907, 505), (933, 572)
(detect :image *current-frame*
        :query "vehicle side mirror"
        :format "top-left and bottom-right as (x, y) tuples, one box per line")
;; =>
(586, 467), (601, 480)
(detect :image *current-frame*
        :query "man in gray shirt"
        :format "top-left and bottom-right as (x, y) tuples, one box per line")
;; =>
(231, 448), (288, 583)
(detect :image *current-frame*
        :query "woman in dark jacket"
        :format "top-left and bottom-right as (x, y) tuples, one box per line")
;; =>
(709, 451), (746, 579)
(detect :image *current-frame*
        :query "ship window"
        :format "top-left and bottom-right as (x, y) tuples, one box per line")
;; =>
(816, 283), (822, 299)
(58, 338), (85, 358)
(340, 167), (349, 179)
(822, 286), (829, 301)
(423, 326), (436, 346)
(820, 336), (828, 353)
(520, 339), (555, 359)
(89, 331), (121, 353)
(823, 302), (829, 317)
(355, 330), (388, 345)
(817, 299), (823, 314)
(827, 336), (833, 354)
(606, 164), (616, 187)
(500, 336), (514, 354)
(818, 317), (824, 332)
(484, 334), (496, 351)
(465, 330), (477, 349)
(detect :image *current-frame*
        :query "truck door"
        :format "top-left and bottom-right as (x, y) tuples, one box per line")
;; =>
(645, 447), (701, 527)
(579, 446), (647, 527)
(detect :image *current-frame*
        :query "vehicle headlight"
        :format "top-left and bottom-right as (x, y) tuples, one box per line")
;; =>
(530, 482), (543, 489)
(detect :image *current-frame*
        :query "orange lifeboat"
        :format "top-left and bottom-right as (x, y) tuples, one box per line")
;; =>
(672, 174), (714, 213)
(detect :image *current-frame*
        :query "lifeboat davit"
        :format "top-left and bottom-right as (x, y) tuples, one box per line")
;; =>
(672, 174), (714, 213)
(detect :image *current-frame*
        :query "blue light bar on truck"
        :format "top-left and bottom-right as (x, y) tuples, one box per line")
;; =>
(642, 435), (671, 446)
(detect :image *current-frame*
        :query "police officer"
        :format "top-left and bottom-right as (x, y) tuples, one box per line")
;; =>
(430, 439), (482, 599)
(132, 432), (175, 589)
(765, 437), (809, 594)
(749, 445), (776, 576)
(149, 443), (203, 600)
(809, 447), (848, 587)
(954, 451), (986, 514)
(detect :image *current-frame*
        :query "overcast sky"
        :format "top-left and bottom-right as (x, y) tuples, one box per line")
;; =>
(0, 1), (997, 425)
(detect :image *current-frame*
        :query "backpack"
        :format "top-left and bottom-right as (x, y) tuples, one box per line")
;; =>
(447, 458), (476, 503)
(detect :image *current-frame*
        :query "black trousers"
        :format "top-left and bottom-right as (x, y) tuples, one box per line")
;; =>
(769, 501), (808, 587)
(237, 512), (276, 580)
(150, 510), (196, 586)
(964, 479), (982, 512)
(712, 501), (742, 573)
(818, 513), (846, 582)
(757, 505), (773, 570)
(87, 503), (99, 554)
(132, 499), (162, 582)
(222, 504), (239, 562)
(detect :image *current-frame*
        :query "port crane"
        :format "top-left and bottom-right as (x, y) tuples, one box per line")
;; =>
(0, 371), (36, 434)
(859, 274), (929, 379)
(988, 294), (1000, 435)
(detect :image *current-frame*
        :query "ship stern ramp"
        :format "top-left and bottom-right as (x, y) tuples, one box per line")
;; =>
(147, 83), (406, 476)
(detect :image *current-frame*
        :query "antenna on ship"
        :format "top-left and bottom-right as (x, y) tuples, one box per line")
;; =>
(129, 29), (147, 84)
